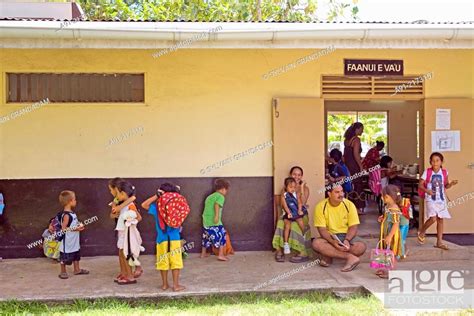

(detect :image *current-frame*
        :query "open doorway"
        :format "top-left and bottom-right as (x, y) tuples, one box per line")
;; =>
(325, 100), (424, 237)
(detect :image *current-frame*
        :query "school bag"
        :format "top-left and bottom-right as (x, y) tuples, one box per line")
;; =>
(400, 197), (413, 220)
(332, 163), (353, 193)
(368, 168), (382, 196)
(157, 192), (191, 229)
(418, 168), (448, 199)
(50, 211), (73, 242)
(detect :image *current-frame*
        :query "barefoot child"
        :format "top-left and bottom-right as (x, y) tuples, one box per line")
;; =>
(375, 185), (408, 278)
(201, 179), (230, 261)
(58, 190), (89, 279)
(281, 177), (306, 255)
(141, 183), (186, 292)
(114, 181), (142, 285)
(108, 178), (141, 282)
(417, 152), (458, 250)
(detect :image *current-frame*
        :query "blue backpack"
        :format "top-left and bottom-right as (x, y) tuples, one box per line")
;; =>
(332, 162), (353, 193)
(49, 211), (72, 242)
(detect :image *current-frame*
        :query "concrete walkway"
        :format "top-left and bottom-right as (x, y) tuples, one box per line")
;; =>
(0, 237), (472, 307)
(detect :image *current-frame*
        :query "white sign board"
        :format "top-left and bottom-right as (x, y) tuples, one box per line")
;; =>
(436, 109), (451, 130)
(432, 130), (461, 152)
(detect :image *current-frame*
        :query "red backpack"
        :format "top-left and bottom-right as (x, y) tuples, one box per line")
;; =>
(401, 197), (412, 220)
(418, 167), (448, 199)
(157, 192), (190, 229)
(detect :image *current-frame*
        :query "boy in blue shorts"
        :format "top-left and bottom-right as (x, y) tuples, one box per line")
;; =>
(141, 184), (185, 292)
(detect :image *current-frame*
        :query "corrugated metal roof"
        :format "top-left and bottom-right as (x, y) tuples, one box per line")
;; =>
(1, 17), (473, 24)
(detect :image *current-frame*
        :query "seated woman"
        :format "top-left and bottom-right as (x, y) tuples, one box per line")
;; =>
(363, 141), (384, 170)
(272, 166), (312, 263)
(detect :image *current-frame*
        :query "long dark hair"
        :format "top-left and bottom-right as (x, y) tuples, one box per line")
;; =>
(289, 166), (303, 176)
(344, 122), (364, 141)
(108, 177), (125, 189)
(117, 181), (136, 198)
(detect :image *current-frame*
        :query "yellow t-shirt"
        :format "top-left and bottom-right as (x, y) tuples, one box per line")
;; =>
(314, 198), (360, 234)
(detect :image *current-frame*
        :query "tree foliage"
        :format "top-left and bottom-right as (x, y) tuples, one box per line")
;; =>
(77, 0), (359, 22)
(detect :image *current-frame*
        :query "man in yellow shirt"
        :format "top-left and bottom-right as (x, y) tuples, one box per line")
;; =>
(312, 183), (366, 272)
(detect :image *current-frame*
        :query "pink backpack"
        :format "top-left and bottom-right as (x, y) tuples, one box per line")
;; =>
(368, 168), (382, 196)
(418, 168), (448, 199)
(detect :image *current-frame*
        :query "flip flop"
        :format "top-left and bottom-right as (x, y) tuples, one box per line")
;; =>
(319, 259), (330, 267)
(341, 260), (360, 272)
(417, 233), (425, 245)
(58, 272), (69, 279)
(275, 253), (285, 263)
(434, 244), (449, 250)
(289, 255), (309, 263)
(133, 269), (143, 278)
(117, 278), (137, 285)
(74, 269), (89, 275)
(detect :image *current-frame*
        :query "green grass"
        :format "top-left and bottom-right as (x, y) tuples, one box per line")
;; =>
(0, 292), (385, 316)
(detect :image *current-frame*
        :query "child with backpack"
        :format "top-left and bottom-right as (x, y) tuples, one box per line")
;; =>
(200, 179), (230, 261)
(375, 185), (409, 279)
(417, 152), (458, 250)
(57, 190), (89, 279)
(114, 181), (142, 285)
(141, 183), (190, 292)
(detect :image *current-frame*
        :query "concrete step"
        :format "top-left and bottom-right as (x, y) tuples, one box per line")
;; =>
(358, 237), (471, 263)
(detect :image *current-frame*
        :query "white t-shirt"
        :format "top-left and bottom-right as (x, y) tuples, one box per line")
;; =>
(421, 169), (448, 204)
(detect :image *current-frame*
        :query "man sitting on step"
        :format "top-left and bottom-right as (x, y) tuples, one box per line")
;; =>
(312, 183), (367, 272)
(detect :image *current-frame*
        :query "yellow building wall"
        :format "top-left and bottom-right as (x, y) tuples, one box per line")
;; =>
(0, 49), (472, 179)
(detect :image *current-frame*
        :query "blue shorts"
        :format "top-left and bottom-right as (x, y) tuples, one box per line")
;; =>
(202, 225), (227, 249)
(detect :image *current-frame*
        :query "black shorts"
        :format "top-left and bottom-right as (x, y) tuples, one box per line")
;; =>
(60, 250), (81, 265)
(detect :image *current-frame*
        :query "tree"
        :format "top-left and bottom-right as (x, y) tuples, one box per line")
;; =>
(77, 0), (359, 22)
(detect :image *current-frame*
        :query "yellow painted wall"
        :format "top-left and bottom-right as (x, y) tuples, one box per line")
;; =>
(0, 49), (472, 179)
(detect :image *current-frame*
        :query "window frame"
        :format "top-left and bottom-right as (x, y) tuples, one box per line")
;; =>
(4, 72), (147, 106)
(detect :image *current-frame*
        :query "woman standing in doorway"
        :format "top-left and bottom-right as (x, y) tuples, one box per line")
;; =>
(272, 166), (312, 263)
(343, 122), (366, 215)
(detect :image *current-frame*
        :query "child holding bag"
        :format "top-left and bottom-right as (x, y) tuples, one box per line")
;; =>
(373, 185), (409, 279)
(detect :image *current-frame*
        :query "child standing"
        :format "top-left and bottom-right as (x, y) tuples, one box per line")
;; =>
(114, 181), (142, 285)
(201, 179), (230, 261)
(108, 178), (141, 283)
(417, 152), (458, 250)
(141, 183), (185, 292)
(376, 185), (409, 278)
(281, 177), (306, 255)
(58, 190), (89, 279)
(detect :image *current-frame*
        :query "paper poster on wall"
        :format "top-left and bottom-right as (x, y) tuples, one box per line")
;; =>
(436, 109), (451, 130)
(431, 130), (461, 152)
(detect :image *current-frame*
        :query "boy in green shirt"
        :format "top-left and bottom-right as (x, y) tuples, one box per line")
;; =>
(200, 179), (230, 261)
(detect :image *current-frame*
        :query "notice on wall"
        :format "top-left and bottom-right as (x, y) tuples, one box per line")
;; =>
(432, 130), (461, 152)
(436, 109), (451, 130)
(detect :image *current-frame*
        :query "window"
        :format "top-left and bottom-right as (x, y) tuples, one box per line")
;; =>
(327, 111), (388, 157)
(6, 73), (144, 103)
